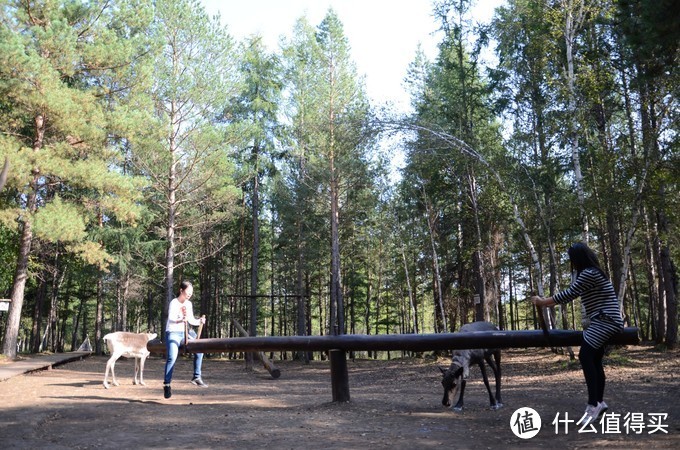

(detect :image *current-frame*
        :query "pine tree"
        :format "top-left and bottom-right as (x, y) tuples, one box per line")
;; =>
(138, 0), (241, 332)
(315, 9), (371, 335)
(0, 0), (148, 358)
(228, 35), (282, 365)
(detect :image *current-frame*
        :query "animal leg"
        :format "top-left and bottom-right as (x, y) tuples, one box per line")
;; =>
(138, 355), (147, 386)
(453, 379), (466, 411)
(104, 353), (121, 388)
(103, 357), (112, 389)
(493, 351), (502, 406)
(133, 357), (140, 385)
(484, 352), (503, 408)
(478, 361), (496, 409)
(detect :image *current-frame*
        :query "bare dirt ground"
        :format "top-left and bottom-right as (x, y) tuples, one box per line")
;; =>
(0, 345), (678, 449)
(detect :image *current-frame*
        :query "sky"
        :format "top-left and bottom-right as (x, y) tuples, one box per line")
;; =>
(201, 0), (504, 113)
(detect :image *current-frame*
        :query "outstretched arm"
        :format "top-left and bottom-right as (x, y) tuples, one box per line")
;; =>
(530, 296), (555, 307)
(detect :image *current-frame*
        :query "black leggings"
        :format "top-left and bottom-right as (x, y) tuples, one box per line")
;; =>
(578, 341), (606, 406)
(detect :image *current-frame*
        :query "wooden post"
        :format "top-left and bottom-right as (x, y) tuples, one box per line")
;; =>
(197, 315), (205, 339)
(330, 349), (350, 402)
(233, 319), (281, 379)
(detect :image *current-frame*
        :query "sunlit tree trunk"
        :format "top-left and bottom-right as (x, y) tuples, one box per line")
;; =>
(3, 113), (44, 358)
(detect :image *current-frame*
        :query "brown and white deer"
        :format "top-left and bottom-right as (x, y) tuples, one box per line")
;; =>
(102, 332), (157, 389)
(439, 321), (503, 411)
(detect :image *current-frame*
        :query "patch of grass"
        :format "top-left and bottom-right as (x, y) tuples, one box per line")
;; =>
(650, 343), (668, 352)
(558, 359), (581, 371)
(604, 352), (633, 366)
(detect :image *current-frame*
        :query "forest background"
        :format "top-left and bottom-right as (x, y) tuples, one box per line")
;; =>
(0, 0), (677, 360)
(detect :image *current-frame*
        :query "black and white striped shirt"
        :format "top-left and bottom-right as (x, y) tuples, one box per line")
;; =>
(553, 267), (622, 322)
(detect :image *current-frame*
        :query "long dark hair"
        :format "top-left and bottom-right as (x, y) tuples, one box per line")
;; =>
(568, 242), (606, 278)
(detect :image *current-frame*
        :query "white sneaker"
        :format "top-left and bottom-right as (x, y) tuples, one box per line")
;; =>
(596, 401), (608, 417)
(578, 404), (599, 426)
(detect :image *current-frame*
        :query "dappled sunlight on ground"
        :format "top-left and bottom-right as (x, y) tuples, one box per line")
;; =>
(0, 346), (677, 448)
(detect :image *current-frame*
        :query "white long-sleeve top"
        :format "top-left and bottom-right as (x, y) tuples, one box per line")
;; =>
(166, 298), (201, 332)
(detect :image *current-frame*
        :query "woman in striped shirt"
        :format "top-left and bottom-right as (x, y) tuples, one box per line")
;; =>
(531, 242), (624, 426)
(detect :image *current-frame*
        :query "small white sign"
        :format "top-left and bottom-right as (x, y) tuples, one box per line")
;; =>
(0, 300), (10, 312)
(511, 407), (542, 439)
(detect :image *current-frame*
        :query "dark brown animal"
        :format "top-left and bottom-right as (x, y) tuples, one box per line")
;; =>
(440, 321), (503, 411)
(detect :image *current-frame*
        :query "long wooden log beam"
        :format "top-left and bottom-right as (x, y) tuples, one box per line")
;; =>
(148, 328), (639, 354)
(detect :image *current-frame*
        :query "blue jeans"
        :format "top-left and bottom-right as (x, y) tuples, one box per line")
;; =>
(164, 329), (203, 384)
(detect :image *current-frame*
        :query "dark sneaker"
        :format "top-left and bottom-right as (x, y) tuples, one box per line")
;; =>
(164, 384), (172, 399)
(191, 377), (208, 388)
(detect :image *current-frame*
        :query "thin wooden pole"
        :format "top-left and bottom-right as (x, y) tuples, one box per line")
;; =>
(233, 319), (281, 379)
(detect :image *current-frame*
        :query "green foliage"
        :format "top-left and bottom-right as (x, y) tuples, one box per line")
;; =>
(32, 196), (86, 242)
(0, 0), (151, 269)
(0, 225), (17, 293)
(0, 0), (676, 353)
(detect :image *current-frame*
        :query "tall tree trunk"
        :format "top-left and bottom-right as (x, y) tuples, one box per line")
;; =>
(296, 220), (308, 362)
(509, 265), (515, 330)
(164, 98), (179, 337)
(642, 209), (659, 340)
(121, 272), (130, 331)
(660, 244), (677, 348)
(376, 236), (384, 335)
(48, 251), (65, 352)
(248, 143), (261, 368)
(654, 233), (665, 345)
(2, 113), (45, 358)
(562, 0), (589, 328)
(30, 271), (48, 353)
(115, 282), (122, 331)
(330, 167), (344, 335)
(562, 0), (589, 242)
(269, 229), (275, 359)
(58, 291), (70, 352)
(466, 167), (486, 322)
(94, 211), (105, 354)
(95, 276), (104, 354)
(658, 203), (677, 348)
(365, 262), (372, 337)
(72, 289), (84, 350)
(401, 244), (419, 334)
(423, 191), (447, 332)
(198, 250), (212, 335)
(146, 290), (154, 334)
(0, 156), (8, 191)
